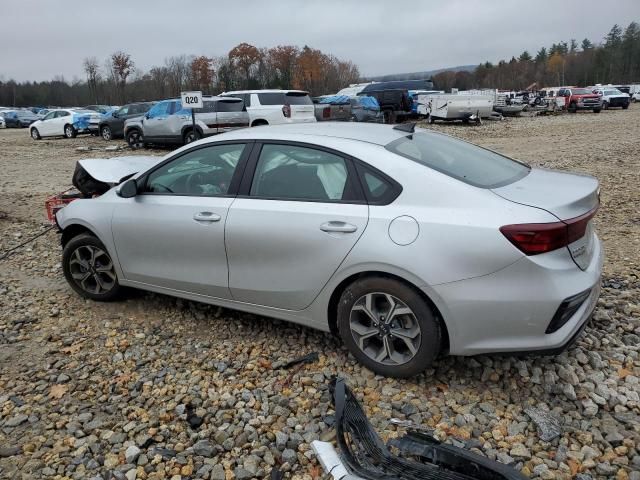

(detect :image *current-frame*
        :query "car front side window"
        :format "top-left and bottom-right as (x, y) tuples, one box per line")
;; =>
(250, 144), (350, 202)
(144, 144), (246, 196)
(44, 112), (56, 120)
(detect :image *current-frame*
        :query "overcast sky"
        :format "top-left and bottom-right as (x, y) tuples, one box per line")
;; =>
(3, 0), (639, 82)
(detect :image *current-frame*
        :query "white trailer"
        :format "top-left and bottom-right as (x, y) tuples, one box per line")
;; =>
(416, 94), (494, 124)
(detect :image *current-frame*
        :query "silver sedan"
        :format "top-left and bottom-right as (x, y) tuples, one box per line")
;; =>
(56, 123), (603, 377)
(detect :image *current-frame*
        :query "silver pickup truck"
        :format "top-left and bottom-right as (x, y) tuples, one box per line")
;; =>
(124, 96), (249, 148)
(313, 96), (352, 121)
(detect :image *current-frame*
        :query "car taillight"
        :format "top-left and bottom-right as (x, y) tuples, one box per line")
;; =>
(282, 104), (291, 118)
(500, 206), (598, 255)
(322, 107), (330, 119)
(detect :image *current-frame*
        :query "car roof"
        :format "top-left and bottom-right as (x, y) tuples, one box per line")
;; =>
(203, 122), (411, 146)
(222, 89), (309, 95)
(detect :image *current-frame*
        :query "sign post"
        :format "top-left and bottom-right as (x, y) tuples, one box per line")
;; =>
(180, 91), (203, 142)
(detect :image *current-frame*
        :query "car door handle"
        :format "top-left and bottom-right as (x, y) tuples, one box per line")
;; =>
(320, 221), (358, 233)
(193, 212), (221, 223)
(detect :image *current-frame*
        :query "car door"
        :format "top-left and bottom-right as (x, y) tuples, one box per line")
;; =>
(215, 98), (248, 133)
(142, 101), (174, 140)
(225, 142), (368, 310)
(111, 105), (129, 136)
(54, 110), (71, 135)
(39, 111), (58, 135)
(111, 142), (252, 297)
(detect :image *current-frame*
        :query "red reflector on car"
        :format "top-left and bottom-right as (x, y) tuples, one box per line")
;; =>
(500, 205), (598, 255)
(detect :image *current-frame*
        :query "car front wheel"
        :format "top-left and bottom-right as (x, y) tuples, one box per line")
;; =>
(126, 129), (145, 149)
(337, 277), (440, 378)
(62, 234), (121, 301)
(31, 128), (41, 140)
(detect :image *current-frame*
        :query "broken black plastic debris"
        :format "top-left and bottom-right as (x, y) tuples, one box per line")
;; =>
(270, 467), (284, 480)
(278, 351), (319, 369)
(185, 404), (204, 429)
(329, 377), (528, 480)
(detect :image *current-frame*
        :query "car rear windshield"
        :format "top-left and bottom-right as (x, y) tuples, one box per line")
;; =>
(285, 92), (312, 105)
(572, 89), (592, 95)
(385, 132), (530, 188)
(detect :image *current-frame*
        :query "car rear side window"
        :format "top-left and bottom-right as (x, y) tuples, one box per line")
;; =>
(250, 144), (349, 201)
(386, 132), (530, 188)
(216, 100), (244, 112)
(257, 93), (285, 105)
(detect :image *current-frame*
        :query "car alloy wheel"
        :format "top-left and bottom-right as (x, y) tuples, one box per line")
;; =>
(184, 130), (199, 144)
(31, 128), (40, 140)
(101, 126), (112, 141)
(68, 245), (117, 295)
(65, 125), (75, 138)
(127, 131), (144, 149)
(349, 292), (422, 366)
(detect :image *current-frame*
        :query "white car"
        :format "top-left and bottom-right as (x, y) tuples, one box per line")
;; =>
(220, 90), (316, 127)
(592, 88), (630, 109)
(30, 109), (100, 139)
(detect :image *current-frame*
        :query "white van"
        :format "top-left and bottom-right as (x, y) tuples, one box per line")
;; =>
(221, 90), (316, 126)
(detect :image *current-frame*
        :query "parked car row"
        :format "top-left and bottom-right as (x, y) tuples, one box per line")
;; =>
(0, 109), (40, 127)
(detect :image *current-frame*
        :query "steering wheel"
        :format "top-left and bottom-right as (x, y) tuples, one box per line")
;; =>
(185, 172), (207, 194)
(150, 182), (173, 193)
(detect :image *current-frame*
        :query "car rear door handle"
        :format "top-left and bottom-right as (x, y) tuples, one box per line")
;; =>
(320, 221), (358, 233)
(193, 212), (221, 223)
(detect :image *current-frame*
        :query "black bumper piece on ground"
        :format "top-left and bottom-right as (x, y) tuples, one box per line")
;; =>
(330, 378), (527, 480)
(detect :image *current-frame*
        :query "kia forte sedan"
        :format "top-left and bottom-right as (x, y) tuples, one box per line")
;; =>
(56, 123), (602, 377)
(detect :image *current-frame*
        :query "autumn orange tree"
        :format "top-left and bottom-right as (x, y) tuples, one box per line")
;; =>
(190, 56), (214, 91)
(268, 45), (300, 88)
(228, 43), (262, 89)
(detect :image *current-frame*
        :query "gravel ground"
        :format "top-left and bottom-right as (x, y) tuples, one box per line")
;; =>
(0, 110), (638, 480)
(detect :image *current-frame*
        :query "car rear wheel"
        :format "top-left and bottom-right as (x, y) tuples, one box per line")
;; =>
(603, 101), (609, 110)
(126, 129), (145, 149)
(337, 277), (440, 378)
(64, 124), (77, 138)
(623, 104), (629, 110)
(62, 234), (121, 301)
(593, 108), (601, 113)
(568, 102), (577, 113)
(101, 125), (112, 141)
(30, 128), (41, 140)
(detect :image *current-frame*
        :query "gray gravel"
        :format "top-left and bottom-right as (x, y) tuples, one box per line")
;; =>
(0, 109), (639, 479)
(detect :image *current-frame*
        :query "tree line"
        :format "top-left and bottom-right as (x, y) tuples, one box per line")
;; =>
(432, 22), (640, 92)
(0, 43), (360, 107)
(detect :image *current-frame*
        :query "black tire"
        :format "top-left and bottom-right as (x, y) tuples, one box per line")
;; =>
(126, 129), (145, 149)
(337, 276), (441, 378)
(251, 119), (268, 127)
(568, 102), (577, 113)
(101, 125), (112, 141)
(30, 128), (41, 140)
(427, 115), (435, 124)
(603, 101), (609, 110)
(62, 234), (122, 301)
(622, 104), (629, 110)
(183, 128), (200, 145)
(593, 108), (601, 113)
(64, 124), (77, 138)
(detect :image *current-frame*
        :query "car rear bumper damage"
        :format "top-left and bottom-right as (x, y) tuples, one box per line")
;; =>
(312, 377), (527, 480)
(431, 236), (603, 356)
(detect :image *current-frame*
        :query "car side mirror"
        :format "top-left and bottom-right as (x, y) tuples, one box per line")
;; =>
(145, 113), (150, 119)
(117, 178), (138, 198)
(112, 112), (119, 118)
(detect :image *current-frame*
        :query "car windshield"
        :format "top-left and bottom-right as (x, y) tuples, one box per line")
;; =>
(73, 109), (96, 114)
(385, 131), (530, 188)
(605, 89), (622, 95)
(16, 111), (34, 117)
(572, 89), (592, 95)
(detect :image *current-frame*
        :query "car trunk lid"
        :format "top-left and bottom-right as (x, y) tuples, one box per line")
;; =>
(492, 168), (599, 270)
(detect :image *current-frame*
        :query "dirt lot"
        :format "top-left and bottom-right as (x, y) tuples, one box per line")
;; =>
(0, 110), (638, 480)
